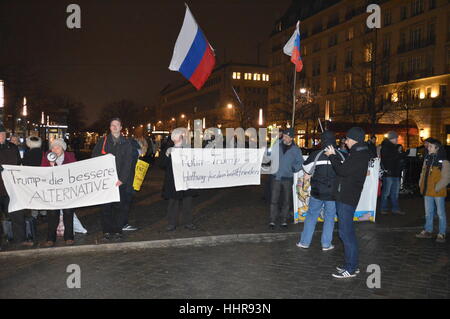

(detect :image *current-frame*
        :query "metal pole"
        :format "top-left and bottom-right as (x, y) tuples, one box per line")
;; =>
(291, 65), (297, 128)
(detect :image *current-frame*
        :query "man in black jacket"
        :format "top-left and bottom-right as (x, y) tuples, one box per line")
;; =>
(380, 131), (406, 215)
(0, 124), (32, 247)
(297, 131), (344, 251)
(92, 118), (133, 240)
(325, 127), (371, 279)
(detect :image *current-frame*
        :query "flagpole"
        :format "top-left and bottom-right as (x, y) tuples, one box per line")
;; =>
(291, 64), (297, 128)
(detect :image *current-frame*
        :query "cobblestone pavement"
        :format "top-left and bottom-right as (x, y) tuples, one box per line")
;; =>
(1, 228), (448, 299)
(1, 163), (448, 251)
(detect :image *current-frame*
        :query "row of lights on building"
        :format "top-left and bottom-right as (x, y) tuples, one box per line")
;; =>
(232, 72), (270, 82)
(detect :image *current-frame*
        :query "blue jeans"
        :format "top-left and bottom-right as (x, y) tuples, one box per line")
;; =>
(424, 196), (447, 235)
(299, 196), (336, 248)
(381, 177), (400, 212)
(336, 202), (358, 274)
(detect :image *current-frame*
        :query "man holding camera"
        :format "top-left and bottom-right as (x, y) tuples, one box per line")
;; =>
(324, 127), (371, 279)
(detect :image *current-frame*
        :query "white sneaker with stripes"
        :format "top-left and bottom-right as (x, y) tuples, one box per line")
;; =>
(332, 270), (357, 279)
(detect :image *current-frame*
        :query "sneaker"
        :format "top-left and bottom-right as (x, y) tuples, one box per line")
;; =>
(269, 223), (275, 230)
(332, 270), (357, 279)
(122, 224), (138, 231)
(392, 210), (406, 216)
(184, 224), (196, 230)
(322, 245), (335, 251)
(113, 233), (123, 240)
(436, 234), (446, 243)
(336, 266), (360, 274)
(296, 242), (309, 249)
(65, 240), (75, 246)
(281, 223), (288, 229)
(166, 225), (176, 232)
(415, 230), (433, 239)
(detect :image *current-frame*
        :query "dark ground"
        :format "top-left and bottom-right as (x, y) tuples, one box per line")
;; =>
(0, 155), (449, 299)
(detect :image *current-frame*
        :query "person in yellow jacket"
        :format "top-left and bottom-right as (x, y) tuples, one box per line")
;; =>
(416, 139), (449, 243)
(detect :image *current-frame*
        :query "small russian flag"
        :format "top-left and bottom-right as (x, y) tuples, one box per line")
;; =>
(283, 21), (303, 73)
(169, 5), (216, 90)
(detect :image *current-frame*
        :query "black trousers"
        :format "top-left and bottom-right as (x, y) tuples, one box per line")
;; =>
(167, 197), (193, 227)
(270, 179), (292, 224)
(1, 195), (27, 243)
(122, 185), (135, 226)
(102, 185), (127, 234)
(47, 209), (74, 242)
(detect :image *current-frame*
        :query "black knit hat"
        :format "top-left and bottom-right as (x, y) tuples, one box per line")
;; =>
(346, 127), (365, 143)
(283, 128), (295, 138)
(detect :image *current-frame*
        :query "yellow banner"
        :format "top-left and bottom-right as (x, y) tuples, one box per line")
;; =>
(133, 159), (150, 191)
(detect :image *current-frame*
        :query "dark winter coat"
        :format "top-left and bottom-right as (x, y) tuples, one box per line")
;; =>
(303, 133), (345, 202)
(160, 146), (197, 200)
(23, 148), (43, 167)
(329, 142), (372, 208)
(41, 151), (77, 166)
(128, 138), (141, 188)
(380, 139), (405, 177)
(92, 134), (133, 185)
(0, 142), (22, 196)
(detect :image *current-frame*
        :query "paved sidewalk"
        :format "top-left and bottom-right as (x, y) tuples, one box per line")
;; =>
(0, 228), (448, 299)
(1, 163), (448, 252)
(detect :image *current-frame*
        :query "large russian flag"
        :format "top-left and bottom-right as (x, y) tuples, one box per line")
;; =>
(283, 21), (303, 73)
(169, 5), (216, 90)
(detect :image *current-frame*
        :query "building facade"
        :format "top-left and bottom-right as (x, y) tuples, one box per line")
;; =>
(269, 0), (450, 148)
(159, 63), (270, 131)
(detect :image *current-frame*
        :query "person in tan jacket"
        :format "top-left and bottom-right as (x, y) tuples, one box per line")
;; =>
(416, 139), (449, 243)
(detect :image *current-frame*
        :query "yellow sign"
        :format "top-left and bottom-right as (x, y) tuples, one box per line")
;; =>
(133, 160), (150, 191)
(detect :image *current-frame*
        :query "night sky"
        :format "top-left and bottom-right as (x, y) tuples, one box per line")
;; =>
(0, 0), (291, 125)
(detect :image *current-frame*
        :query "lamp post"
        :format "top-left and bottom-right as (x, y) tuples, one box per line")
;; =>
(0, 80), (4, 124)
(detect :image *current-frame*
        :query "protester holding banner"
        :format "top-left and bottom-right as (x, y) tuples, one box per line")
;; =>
(23, 136), (47, 220)
(416, 139), (448, 243)
(121, 137), (141, 232)
(270, 128), (303, 230)
(160, 129), (196, 232)
(92, 118), (133, 240)
(41, 138), (77, 247)
(297, 131), (343, 251)
(0, 124), (31, 247)
(324, 127), (371, 279)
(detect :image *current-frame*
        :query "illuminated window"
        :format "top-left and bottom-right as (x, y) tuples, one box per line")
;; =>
(232, 72), (241, 80)
(366, 70), (372, 87)
(365, 43), (373, 62)
(254, 73), (261, 81)
(345, 73), (352, 89)
(347, 27), (354, 41)
(244, 73), (252, 80)
(262, 74), (270, 81)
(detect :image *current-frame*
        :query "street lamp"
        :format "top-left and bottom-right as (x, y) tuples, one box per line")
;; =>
(258, 109), (263, 126)
(227, 103), (233, 109)
(300, 88), (307, 94)
(22, 97), (27, 116)
(0, 80), (4, 109)
(181, 114), (185, 119)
